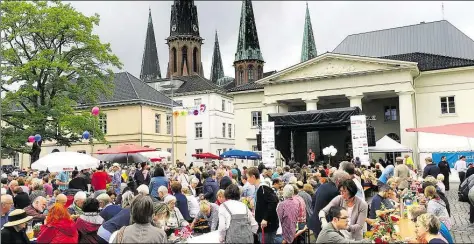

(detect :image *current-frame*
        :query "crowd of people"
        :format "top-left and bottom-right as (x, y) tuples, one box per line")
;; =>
(0, 154), (471, 243)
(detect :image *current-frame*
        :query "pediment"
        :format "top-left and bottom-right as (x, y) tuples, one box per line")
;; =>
(259, 53), (418, 84)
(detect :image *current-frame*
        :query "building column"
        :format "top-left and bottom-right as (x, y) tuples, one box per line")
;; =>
(305, 99), (318, 111)
(398, 91), (417, 166)
(305, 99), (319, 162)
(347, 95), (363, 110)
(264, 103), (278, 122)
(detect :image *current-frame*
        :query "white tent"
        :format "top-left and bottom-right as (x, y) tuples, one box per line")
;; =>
(368, 135), (412, 153)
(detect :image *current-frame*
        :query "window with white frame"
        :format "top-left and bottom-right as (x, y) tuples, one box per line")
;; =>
(228, 101), (232, 112)
(99, 114), (107, 134)
(251, 111), (262, 127)
(194, 98), (202, 106)
(155, 114), (161, 133)
(167, 148), (172, 153)
(222, 99), (226, 111)
(228, 123), (232, 138)
(195, 122), (203, 138)
(12, 153), (19, 167)
(222, 123), (226, 137)
(195, 149), (203, 154)
(440, 96), (455, 114)
(175, 100), (183, 106)
(223, 148), (227, 153)
(384, 106), (397, 121)
(166, 115), (172, 134)
(252, 145), (258, 151)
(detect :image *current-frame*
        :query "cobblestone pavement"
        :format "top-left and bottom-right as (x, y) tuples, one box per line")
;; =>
(446, 183), (474, 243)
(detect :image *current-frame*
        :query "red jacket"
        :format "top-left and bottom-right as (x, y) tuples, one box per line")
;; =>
(37, 219), (78, 243)
(91, 171), (110, 191)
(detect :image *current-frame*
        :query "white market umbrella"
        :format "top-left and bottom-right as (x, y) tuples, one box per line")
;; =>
(31, 152), (100, 172)
(140, 151), (171, 160)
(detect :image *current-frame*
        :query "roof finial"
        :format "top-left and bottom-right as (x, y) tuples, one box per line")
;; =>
(441, 2), (445, 20)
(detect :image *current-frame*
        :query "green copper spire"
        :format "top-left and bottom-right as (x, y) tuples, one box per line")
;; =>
(234, 0), (264, 62)
(210, 30), (224, 83)
(301, 2), (317, 62)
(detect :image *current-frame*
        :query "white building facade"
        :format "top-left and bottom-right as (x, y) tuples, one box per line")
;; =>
(173, 92), (235, 164)
(228, 20), (474, 167)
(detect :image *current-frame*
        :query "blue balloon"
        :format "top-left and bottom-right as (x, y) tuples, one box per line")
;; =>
(83, 131), (90, 139)
(34, 134), (41, 142)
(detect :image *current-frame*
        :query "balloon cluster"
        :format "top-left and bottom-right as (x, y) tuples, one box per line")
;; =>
(322, 145), (338, 157)
(84, 106), (99, 139)
(173, 104), (206, 117)
(27, 134), (41, 143)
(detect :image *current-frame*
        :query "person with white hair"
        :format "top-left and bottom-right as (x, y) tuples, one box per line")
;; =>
(97, 193), (122, 222)
(276, 185), (300, 243)
(1, 194), (14, 228)
(189, 177), (199, 197)
(164, 195), (189, 230)
(24, 196), (47, 224)
(157, 185), (169, 201)
(137, 184), (150, 195)
(68, 191), (87, 216)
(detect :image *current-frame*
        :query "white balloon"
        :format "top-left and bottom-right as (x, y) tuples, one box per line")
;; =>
(329, 145), (335, 150)
(331, 148), (338, 156)
(322, 147), (329, 155)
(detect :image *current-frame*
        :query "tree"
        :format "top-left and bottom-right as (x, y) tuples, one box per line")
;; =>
(1, 0), (122, 163)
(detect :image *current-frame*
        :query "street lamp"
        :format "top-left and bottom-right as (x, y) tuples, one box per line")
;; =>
(162, 78), (175, 166)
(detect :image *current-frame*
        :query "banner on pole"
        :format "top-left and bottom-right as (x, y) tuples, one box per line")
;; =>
(261, 122), (276, 168)
(350, 115), (370, 165)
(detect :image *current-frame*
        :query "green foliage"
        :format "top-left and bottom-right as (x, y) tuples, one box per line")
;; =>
(1, 0), (122, 156)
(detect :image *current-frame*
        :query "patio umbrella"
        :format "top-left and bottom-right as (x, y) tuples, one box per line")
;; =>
(192, 152), (220, 159)
(96, 153), (148, 164)
(220, 150), (261, 159)
(406, 122), (474, 138)
(31, 152), (100, 172)
(95, 144), (156, 155)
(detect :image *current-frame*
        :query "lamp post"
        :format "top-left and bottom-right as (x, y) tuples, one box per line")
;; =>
(162, 78), (175, 167)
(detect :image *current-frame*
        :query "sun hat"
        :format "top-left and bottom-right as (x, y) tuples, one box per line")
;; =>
(112, 163), (120, 167)
(3, 209), (33, 227)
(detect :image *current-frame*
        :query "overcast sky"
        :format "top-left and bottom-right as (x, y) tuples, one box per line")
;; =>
(68, 1), (474, 79)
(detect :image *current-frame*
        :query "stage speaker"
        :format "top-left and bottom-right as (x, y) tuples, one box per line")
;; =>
(367, 126), (376, 147)
(256, 133), (262, 151)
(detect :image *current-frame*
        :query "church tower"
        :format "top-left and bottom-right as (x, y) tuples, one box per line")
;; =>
(234, 0), (264, 86)
(140, 8), (161, 82)
(301, 2), (317, 62)
(166, 0), (204, 78)
(210, 31), (224, 83)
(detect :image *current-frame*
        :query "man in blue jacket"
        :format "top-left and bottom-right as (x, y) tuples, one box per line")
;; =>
(201, 171), (218, 203)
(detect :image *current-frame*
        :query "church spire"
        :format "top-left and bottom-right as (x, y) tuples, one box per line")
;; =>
(140, 8), (161, 81)
(301, 2), (317, 62)
(210, 31), (224, 83)
(233, 0), (264, 86)
(234, 0), (264, 63)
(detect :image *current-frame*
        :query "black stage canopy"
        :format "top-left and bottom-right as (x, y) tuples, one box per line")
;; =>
(268, 107), (362, 163)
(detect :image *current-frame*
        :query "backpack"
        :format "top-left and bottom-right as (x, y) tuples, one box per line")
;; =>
(222, 202), (254, 244)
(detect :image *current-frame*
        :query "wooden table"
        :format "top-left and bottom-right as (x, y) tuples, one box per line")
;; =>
(396, 218), (416, 240)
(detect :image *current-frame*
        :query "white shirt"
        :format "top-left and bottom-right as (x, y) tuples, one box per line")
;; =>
(186, 195), (200, 218)
(454, 160), (467, 173)
(178, 174), (190, 188)
(218, 200), (258, 241)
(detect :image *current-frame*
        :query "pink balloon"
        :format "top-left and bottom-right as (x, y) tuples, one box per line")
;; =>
(91, 106), (100, 116)
(28, 136), (35, 143)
